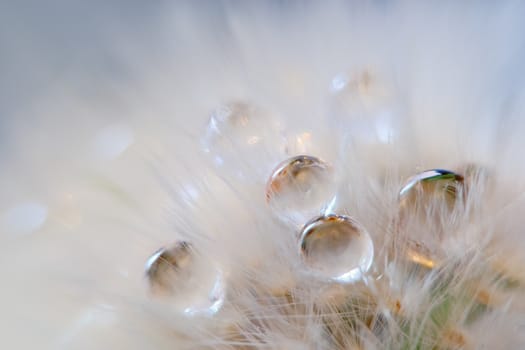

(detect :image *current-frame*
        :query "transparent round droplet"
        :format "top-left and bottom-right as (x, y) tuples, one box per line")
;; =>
(2, 201), (48, 235)
(145, 242), (225, 316)
(397, 169), (465, 265)
(329, 70), (398, 145)
(266, 155), (337, 226)
(93, 123), (134, 160)
(299, 215), (374, 283)
(201, 101), (286, 181)
(399, 169), (465, 223)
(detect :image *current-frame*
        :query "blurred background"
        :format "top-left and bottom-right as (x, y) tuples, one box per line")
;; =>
(2, 1), (525, 349)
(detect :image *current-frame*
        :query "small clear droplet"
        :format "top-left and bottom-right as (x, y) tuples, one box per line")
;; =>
(329, 70), (398, 145)
(266, 155), (337, 226)
(145, 242), (225, 316)
(2, 201), (48, 234)
(93, 124), (134, 160)
(299, 214), (374, 283)
(202, 102), (286, 181)
(399, 169), (464, 223)
(397, 169), (465, 265)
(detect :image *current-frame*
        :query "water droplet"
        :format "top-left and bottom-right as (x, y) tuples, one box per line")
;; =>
(329, 70), (398, 145)
(266, 155), (336, 226)
(299, 214), (374, 283)
(201, 102), (286, 181)
(93, 124), (134, 160)
(145, 242), (225, 316)
(397, 169), (465, 265)
(2, 201), (48, 234)
(399, 169), (464, 222)
(55, 193), (83, 229)
(331, 74), (349, 92)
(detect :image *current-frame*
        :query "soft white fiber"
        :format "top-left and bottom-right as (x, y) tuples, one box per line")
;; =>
(1, 1), (525, 349)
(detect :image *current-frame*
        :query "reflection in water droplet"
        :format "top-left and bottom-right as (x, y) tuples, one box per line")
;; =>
(145, 242), (225, 316)
(201, 102), (286, 181)
(299, 215), (374, 283)
(266, 155), (337, 226)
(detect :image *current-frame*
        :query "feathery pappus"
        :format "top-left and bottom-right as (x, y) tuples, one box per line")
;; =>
(1, 1), (525, 349)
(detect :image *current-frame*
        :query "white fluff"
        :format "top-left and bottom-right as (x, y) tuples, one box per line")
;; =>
(2, 1), (525, 349)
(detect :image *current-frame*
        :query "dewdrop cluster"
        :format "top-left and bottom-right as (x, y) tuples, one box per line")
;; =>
(142, 95), (521, 349)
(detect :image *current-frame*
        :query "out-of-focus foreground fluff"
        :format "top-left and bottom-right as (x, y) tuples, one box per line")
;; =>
(2, 1), (525, 349)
